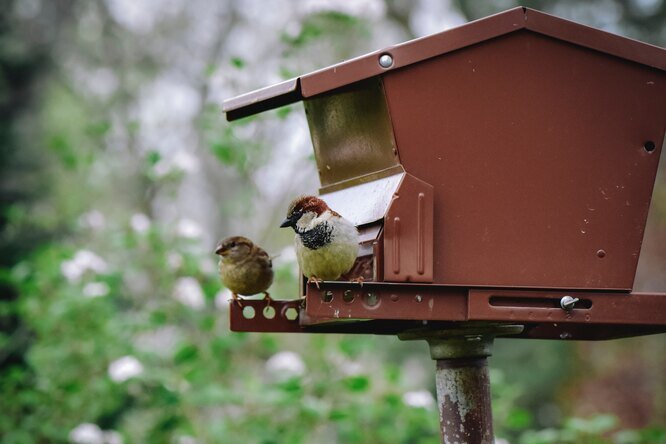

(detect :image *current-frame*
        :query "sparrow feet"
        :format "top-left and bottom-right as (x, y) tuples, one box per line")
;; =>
(229, 293), (243, 308)
(351, 276), (365, 287)
(262, 292), (273, 308)
(306, 275), (323, 289)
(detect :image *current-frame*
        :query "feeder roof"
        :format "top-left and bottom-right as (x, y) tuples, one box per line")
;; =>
(223, 6), (666, 121)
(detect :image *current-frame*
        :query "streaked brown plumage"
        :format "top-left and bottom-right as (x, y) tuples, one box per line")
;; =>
(215, 236), (273, 305)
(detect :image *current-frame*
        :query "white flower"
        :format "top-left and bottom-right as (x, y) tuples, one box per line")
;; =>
(61, 260), (84, 283)
(61, 250), (108, 283)
(83, 282), (110, 298)
(108, 355), (144, 383)
(402, 390), (436, 409)
(173, 277), (205, 310)
(329, 353), (364, 376)
(339, 360), (363, 376)
(171, 150), (199, 174)
(79, 210), (106, 230)
(265, 351), (306, 379)
(76, 250), (108, 273)
(130, 213), (151, 234)
(214, 289), (232, 311)
(103, 431), (123, 444)
(134, 326), (181, 357)
(176, 219), (202, 239)
(69, 423), (104, 443)
(167, 252), (183, 270)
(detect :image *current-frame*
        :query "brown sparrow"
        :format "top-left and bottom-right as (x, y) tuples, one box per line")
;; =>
(280, 196), (359, 286)
(215, 236), (273, 305)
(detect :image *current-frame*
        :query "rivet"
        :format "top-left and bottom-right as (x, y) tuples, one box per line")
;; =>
(596, 249), (606, 258)
(390, 294), (399, 302)
(415, 294), (423, 303)
(378, 53), (393, 68)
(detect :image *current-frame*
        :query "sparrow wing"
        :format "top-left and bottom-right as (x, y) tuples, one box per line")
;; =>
(252, 245), (273, 268)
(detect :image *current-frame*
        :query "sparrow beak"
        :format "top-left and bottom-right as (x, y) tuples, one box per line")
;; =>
(280, 216), (295, 228)
(214, 243), (224, 255)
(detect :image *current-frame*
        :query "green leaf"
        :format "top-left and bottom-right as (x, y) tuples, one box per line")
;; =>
(205, 63), (217, 76)
(230, 57), (245, 69)
(277, 378), (302, 395)
(343, 375), (369, 392)
(146, 150), (161, 166)
(329, 409), (349, 421)
(47, 134), (77, 169)
(281, 22), (323, 48)
(506, 408), (533, 430)
(85, 121), (111, 138)
(173, 344), (199, 365)
(279, 67), (295, 79)
(276, 106), (292, 120)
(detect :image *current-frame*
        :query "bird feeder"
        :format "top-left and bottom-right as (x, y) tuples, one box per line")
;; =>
(222, 7), (666, 441)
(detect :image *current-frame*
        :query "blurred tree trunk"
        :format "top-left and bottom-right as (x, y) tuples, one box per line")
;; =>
(0, 0), (72, 383)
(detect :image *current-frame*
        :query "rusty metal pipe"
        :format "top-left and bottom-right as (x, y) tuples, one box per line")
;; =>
(400, 324), (523, 444)
(435, 356), (493, 443)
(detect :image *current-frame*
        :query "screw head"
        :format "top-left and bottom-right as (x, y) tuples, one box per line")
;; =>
(560, 295), (579, 311)
(415, 294), (423, 303)
(378, 53), (393, 68)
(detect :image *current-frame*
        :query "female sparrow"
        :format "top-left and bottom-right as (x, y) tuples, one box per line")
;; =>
(215, 236), (273, 305)
(280, 195), (359, 286)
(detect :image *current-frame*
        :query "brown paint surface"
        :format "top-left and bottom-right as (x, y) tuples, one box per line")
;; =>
(384, 30), (665, 289)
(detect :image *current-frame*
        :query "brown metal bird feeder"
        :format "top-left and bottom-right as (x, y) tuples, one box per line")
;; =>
(223, 7), (666, 442)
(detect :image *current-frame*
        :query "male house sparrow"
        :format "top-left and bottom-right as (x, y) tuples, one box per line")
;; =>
(280, 195), (359, 286)
(215, 236), (273, 305)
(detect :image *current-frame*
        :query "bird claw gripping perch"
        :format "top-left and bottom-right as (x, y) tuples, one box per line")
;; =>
(230, 293), (243, 308)
(263, 292), (273, 308)
(307, 276), (323, 289)
(351, 276), (364, 287)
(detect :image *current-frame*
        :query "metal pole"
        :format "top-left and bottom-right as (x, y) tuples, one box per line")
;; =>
(400, 324), (523, 444)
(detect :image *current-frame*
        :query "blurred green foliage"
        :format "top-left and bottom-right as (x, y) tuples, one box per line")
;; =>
(1, 0), (665, 443)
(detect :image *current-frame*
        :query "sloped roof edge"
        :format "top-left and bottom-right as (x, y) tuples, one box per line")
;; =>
(224, 7), (666, 121)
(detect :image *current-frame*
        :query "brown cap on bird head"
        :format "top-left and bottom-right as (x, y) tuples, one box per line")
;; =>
(279, 195), (330, 228)
(214, 236), (253, 255)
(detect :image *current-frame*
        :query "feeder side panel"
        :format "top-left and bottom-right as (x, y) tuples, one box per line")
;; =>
(383, 30), (666, 290)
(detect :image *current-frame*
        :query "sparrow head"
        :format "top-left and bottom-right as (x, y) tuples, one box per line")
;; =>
(280, 195), (330, 232)
(215, 236), (254, 263)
